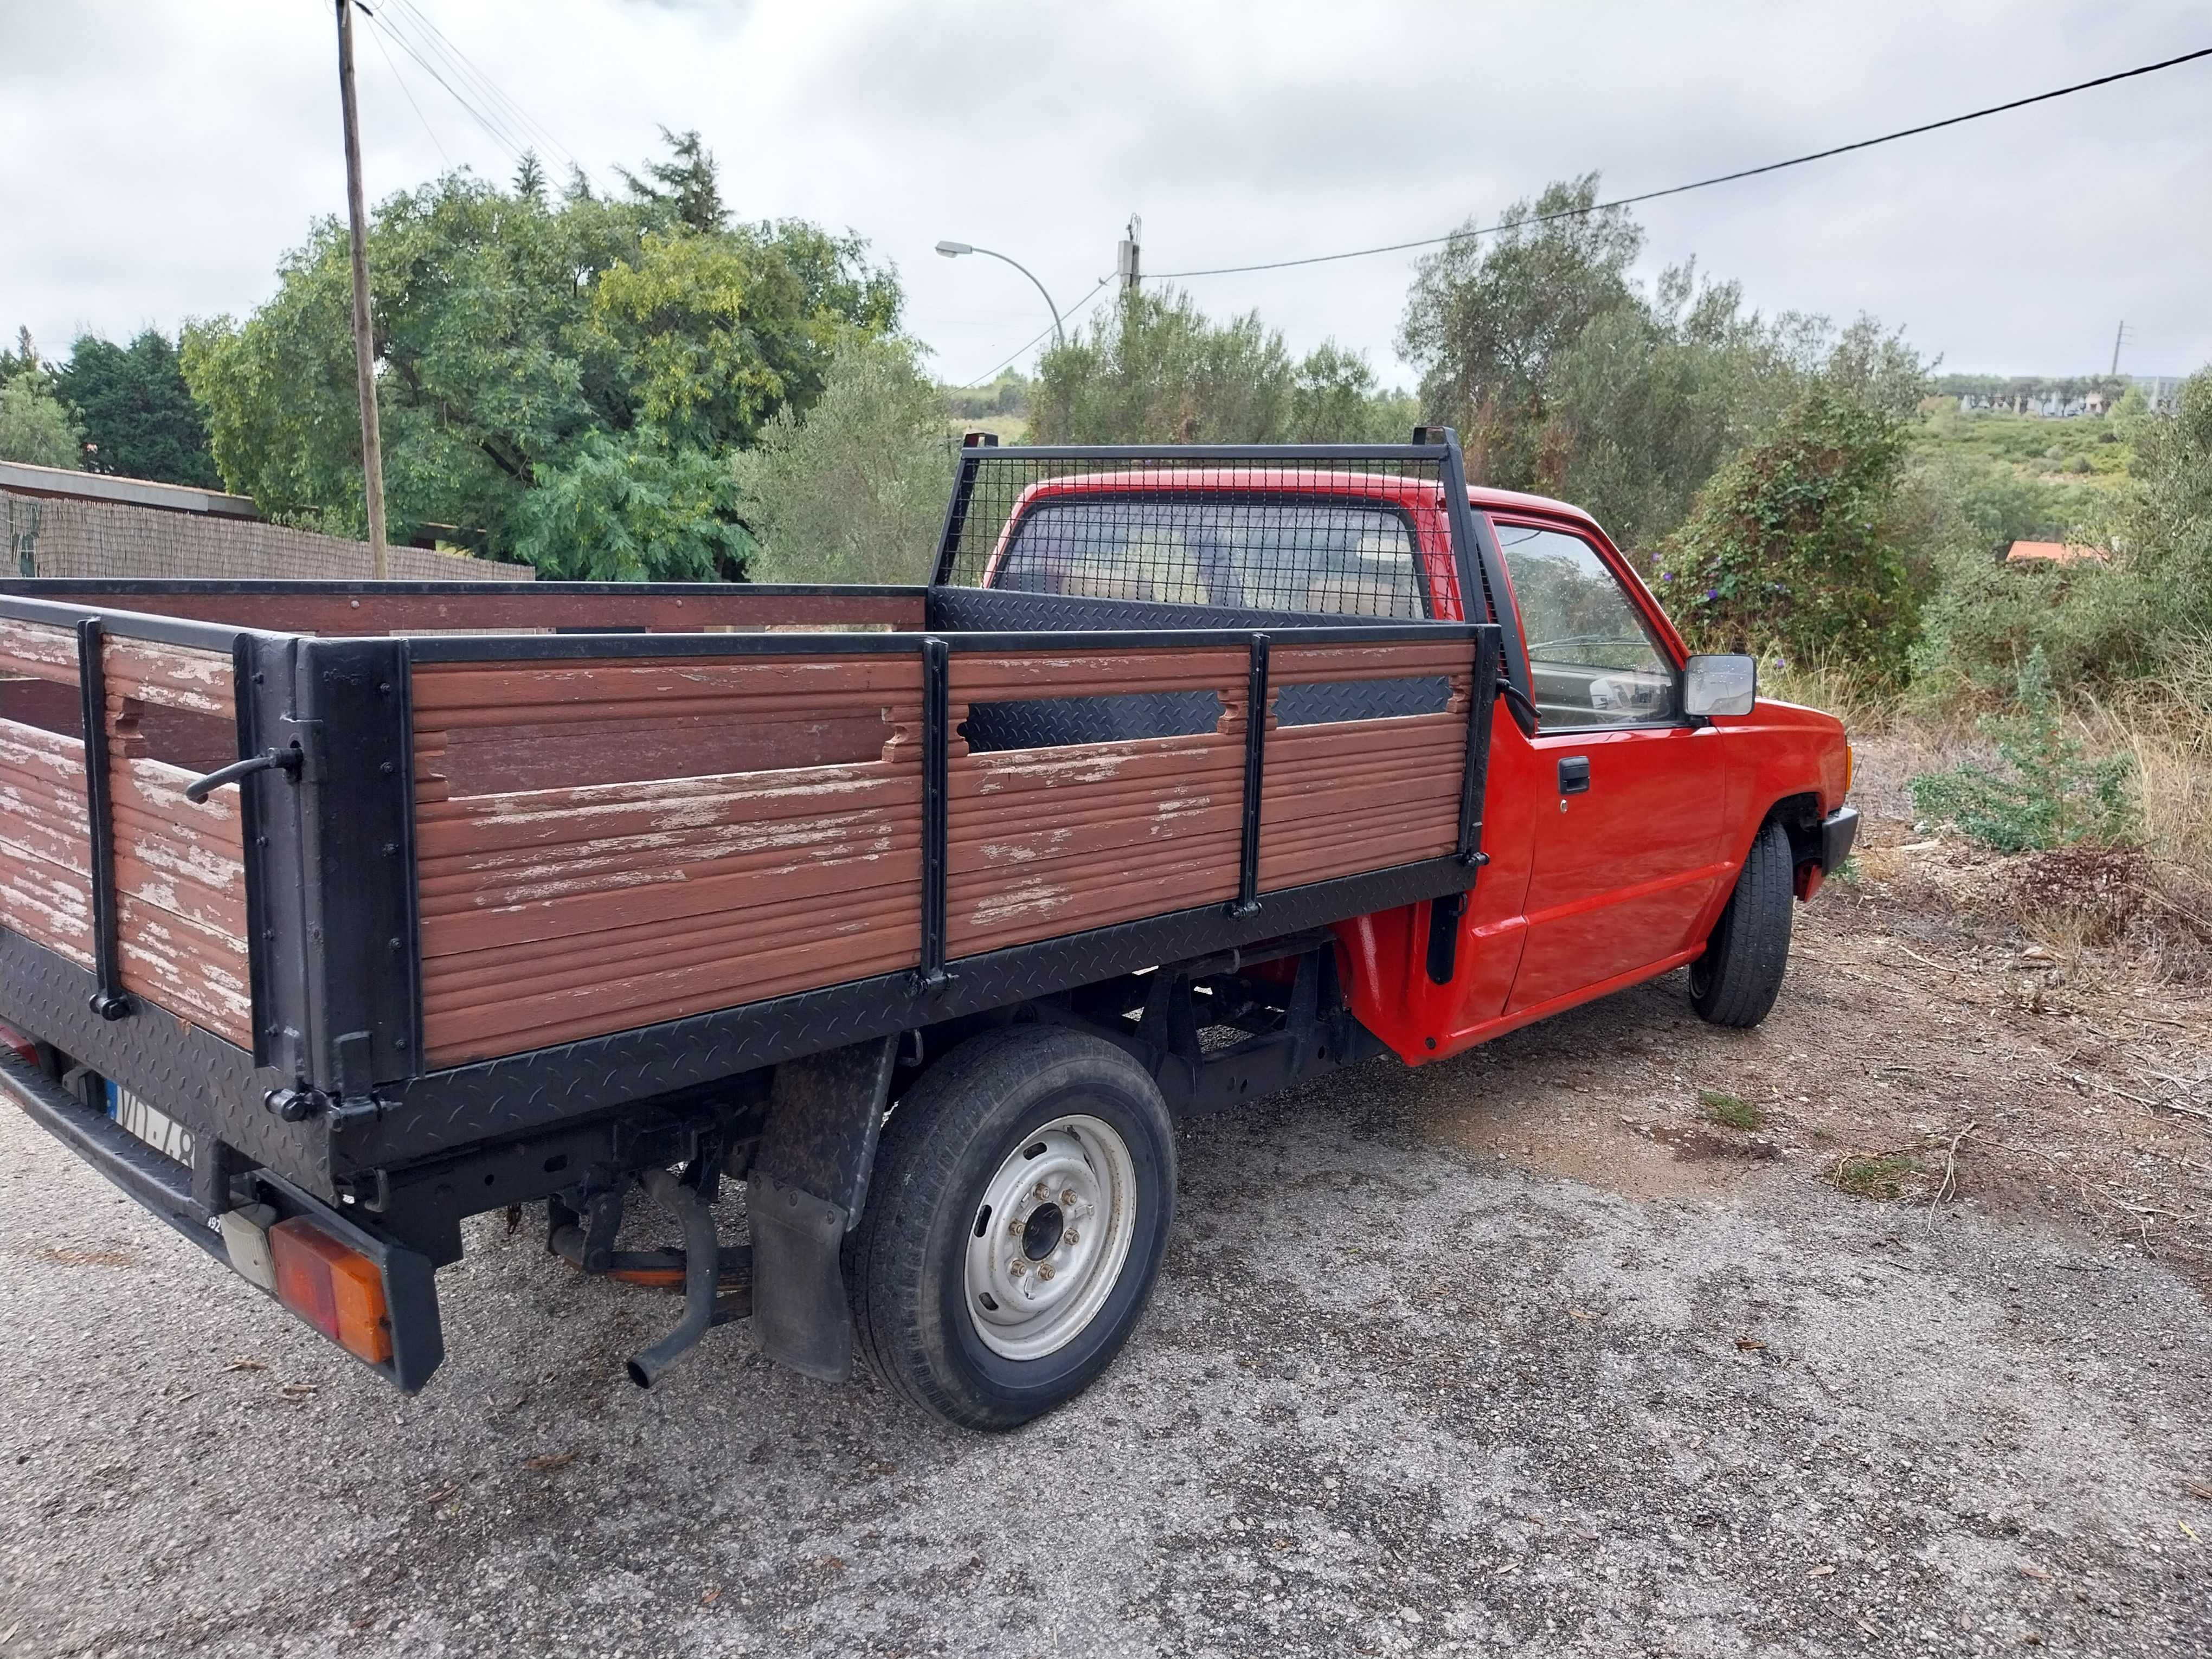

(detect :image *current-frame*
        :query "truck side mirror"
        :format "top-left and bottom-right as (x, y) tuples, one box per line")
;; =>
(1683, 654), (1757, 717)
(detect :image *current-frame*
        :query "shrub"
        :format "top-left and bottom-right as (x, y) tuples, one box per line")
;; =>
(1908, 648), (2137, 852)
(1652, 387), (1915, 680)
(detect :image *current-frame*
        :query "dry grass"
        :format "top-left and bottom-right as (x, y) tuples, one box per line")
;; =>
(1759, 653), (1905, 740)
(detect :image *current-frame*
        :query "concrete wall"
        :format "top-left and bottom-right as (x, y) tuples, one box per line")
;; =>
(3, 489), (533, 583)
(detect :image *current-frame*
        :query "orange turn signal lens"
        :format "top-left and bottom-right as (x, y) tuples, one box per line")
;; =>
(269, 1216), (393, 1365)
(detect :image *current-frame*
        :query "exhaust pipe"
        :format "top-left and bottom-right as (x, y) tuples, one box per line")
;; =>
(626, 1168), (724, 1389)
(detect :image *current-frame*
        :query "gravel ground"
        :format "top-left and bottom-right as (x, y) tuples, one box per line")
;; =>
(4, 961), (2208, 1659)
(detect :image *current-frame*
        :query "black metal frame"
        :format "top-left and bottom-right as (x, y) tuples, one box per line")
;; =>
(923, 430), (1534, 700)
(0, 577), (926, 603)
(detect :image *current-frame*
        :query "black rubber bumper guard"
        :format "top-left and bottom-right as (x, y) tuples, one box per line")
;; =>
(1821, 806), (1861, 871)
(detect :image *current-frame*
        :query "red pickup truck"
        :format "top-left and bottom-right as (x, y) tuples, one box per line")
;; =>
(0, 432), (1853, 1431)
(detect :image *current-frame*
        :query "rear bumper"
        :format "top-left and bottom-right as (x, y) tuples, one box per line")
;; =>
(0, 1045), (444, 1391)
(0, 1045), (229, 1264)
(1819, 806), (1860, 872)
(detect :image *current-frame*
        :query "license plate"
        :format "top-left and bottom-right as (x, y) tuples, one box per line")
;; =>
(107, 1081), (195, 1166)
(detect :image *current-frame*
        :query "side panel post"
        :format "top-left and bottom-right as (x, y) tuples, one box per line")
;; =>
(73, 618), (130, 1020)
(1232, 632), (1270, 916)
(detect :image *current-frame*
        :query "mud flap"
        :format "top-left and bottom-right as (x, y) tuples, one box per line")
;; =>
(748, 1036), (898, 1382)
(748, 1169), (853, 1381)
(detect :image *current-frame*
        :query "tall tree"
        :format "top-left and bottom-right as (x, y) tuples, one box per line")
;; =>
(182, 132), (903, 574)
(735, 332), (951, 584)
(1288, 343), (1419, 443)
(0, 327), (41, 388)
(512, 150), (546, 205)
(1033, 290), (1294, 443)
(54, 330), (221, 486)
(618, 126), (726, 234)
(1398, 174), (1643, 490)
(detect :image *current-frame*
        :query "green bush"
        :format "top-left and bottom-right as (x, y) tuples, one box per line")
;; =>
(1652, 387), (1915, 679)
(0, 372), (84, 470)
(1908, 648), (2137, 852)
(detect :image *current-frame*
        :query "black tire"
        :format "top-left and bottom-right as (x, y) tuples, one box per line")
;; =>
(846, 1027), (1176, 1431)
(1690, 817), (1794, 1028)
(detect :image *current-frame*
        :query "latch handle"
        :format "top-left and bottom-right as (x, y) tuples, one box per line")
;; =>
(184, 746), (302, 803)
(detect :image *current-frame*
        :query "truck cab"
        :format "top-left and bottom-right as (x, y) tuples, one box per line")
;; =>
(969, 457), (1857, 1057)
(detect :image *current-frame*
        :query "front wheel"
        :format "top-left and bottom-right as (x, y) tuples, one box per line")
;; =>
(1690, 818), (1794, 1028)
(846, 1027), (1176, 1431)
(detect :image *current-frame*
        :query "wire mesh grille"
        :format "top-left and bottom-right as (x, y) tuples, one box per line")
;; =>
(937, 450), (1452, 619)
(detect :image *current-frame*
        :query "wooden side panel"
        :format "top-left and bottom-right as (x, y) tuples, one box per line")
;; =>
(0, 617), (81, 686)
(103, 635), (235, 715)
(1257, 639), (1475, 892)
(946, 650), (1248, 957)
(0, 712), (93, 968)
(105, 635), (252, 1046)
(413, 654), (925, 1069)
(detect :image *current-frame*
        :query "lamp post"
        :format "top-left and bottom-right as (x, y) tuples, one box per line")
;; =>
(935, 240), (1065, 351)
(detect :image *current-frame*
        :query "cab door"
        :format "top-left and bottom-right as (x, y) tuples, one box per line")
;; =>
(1490, 517), (1732, 1011)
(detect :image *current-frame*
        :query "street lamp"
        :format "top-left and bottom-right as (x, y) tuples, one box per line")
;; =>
(936, 239), (1065, 350)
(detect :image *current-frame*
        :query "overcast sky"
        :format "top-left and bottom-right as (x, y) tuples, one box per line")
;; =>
(3, 1), (2206, 389)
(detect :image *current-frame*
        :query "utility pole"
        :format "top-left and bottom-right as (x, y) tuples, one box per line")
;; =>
(335, 0), (388, 578)
(1116, 215), (1142, 294)
(2110, 319), (2129, 378)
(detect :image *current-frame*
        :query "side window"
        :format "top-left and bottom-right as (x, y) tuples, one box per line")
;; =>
(1493, 520), (1679, 727)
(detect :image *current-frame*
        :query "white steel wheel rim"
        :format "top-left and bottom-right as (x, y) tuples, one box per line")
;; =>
(963, 1113), (1139, 1362)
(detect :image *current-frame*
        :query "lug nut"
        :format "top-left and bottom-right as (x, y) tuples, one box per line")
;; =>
(1037, 1263), (1056, 1280)
(1061, 1188), (1077, 1207)
(1009, 1258), (1027, 1277)
(1033, 1182), (1050, 1201)
(1063, 1228), (1080, 1247)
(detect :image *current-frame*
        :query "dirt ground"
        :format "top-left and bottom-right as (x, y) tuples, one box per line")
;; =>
(2, 737), (2208, 1657)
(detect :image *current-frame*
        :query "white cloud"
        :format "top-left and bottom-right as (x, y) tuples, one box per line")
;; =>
(2, 0), (2205, 383)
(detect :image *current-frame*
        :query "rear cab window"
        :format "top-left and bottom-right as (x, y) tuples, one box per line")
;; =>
(1491, 519), (1679, 727)
(991, 497), (1428, 618)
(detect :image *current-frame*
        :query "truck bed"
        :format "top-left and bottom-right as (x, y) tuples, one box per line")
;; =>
(0, 576), (1499, 1211)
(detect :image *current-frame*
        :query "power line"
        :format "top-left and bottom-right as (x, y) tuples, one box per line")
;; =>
(954, 276), (1112, 387)
(359, 9), (532, 162)
(1145, 45), (2212, 280)
(382, 0), (591, 183)
(364, 14), (450, 166)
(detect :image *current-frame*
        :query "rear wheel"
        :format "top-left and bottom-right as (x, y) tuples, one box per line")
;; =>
(1690, 818), (1794, 1028)
(846, 1027), (1176, 1431)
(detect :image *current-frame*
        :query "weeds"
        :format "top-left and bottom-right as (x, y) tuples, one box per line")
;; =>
(1699, 1089), (1765, 1131)
(1833, 1153), (1919, 1200)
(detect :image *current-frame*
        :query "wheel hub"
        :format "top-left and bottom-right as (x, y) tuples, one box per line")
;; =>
(964, 1115), (1137, 1361)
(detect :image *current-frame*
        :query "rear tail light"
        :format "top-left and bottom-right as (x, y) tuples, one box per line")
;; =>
(269, 1216), (394, 1365)
(0, 1023), (37, 1068)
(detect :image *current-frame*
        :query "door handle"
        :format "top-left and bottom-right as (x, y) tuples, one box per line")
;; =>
(1557, 755), (1591, 795)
